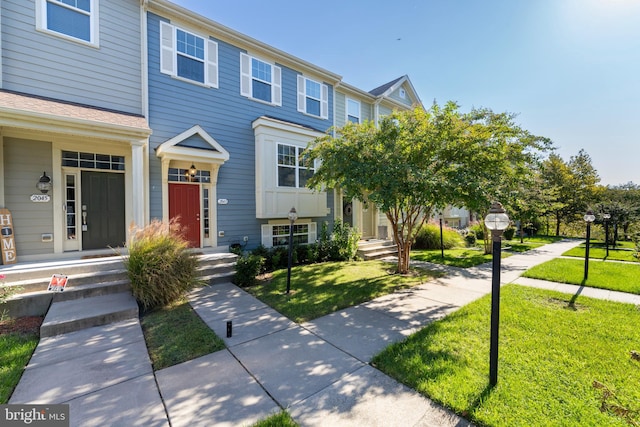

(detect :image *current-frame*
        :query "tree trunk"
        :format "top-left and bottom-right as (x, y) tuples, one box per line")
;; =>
(519, 220), (524, 243)
(555, 213), (561, 236)
(397, 242), (411, 274)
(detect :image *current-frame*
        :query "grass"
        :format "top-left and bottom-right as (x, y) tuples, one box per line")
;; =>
(0, 332), (38, 403)
(563, 247), (638, 262)
(411, 248), (495, 268)
(410, 236), (563, 267)
(372, 285), (640, 427)
(522, 258), (640, 294)
(140, 298), (225, 370)
(252, 410), (298, 426)
(411, 248), (515, 268)
(246, 260), (441, 323)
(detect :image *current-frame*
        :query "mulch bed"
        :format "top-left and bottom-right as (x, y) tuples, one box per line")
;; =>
(0, 316), (43, 336)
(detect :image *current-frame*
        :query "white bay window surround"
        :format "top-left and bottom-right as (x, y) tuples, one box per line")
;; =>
(297, 76), (328, 119)
(253, 116), (329, 219)
(240, 53), (282, 106)
(160, 21), (218, 87)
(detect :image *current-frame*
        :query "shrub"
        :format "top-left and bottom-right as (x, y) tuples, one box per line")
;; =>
(464, 230), (477, 246)
(124, 219), (202, 312)
(503, 225), (516, 241)
(316, 219), (360, 262)
(233, 254), (265, 287)
(413, 223), (464, 250)
(470, 222), (485, 241)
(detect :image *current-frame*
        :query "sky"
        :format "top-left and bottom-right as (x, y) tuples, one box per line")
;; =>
(169, 0), (639, 186)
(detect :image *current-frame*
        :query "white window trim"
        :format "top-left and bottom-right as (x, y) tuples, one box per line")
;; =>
(159, 21), (218, 88)
(276, 143), (316, 189)
(399, 88), (407, 99)
(240, 52), (282, 106)
(346, 98), (361, 124)
(297, 75), (328, 119)
(261, 220), (317, 248)
(36, 0), (100, 47)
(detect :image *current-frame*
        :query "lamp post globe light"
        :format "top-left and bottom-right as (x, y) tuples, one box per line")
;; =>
(286, 207), (298, 294)
(602, 213), (611, 257)
(583, 211), (596, 281)
(484, 201), (510, 387)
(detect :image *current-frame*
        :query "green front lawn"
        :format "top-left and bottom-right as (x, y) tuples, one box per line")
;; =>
(246, 260), (441, 323)
(140, 298), (225, 370)
(0, 332), (38, 403)
(522, 258), (640, 294)
(411, 248), (498, 268)
(563, 247), (638, 262)
(372, 285), (640, 426)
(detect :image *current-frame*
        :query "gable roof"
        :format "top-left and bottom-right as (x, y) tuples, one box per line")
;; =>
(368, 75), (423, 107)
(156, 125), (229, 163)
(369, 76), (405, 97)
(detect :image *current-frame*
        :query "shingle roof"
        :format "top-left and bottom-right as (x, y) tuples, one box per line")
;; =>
(368, 76), (405, 97)
(0, 90), (150, 132)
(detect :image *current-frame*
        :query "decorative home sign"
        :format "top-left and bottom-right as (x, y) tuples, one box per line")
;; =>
(0, 208), (17, 264)
(48, 274), (68, 292)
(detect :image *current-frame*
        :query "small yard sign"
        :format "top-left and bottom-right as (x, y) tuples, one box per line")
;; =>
(48, 274), (68, 292)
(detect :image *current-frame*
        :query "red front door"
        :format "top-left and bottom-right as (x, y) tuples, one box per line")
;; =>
(169, 183), (201, 248)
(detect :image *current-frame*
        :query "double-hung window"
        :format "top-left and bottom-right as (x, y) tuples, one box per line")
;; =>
(261, 221), (317, 248)
(240, 53), (282, 105)
(297, 76), (328, 119)
(347, 98), (361, 123)
(277, 144), (315, 188)
(37, 0), (98, 45)
(160, 22), (219, 87)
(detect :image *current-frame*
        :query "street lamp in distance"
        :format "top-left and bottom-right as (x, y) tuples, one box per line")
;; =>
(484, 202), (510, 387)
(583, 211), (596, 281)
(286, 207), (298, 294)
(602, 213), (611, 258)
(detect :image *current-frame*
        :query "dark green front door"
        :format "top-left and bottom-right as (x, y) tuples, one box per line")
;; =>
(81, 171), (125, 250)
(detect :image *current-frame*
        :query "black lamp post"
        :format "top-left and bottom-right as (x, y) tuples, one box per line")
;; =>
(484, 202), (510, 387)
(603, 213), (611, 258)
(286, 207), (298, 294)
(439, 214), (444, 260)
(583, 211), (595, 281)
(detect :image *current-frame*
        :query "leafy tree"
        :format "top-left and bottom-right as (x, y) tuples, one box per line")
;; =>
(597, 182), (640, 242)
(306, 104), (465, 273)
(541, 150), (601, 235)
(448, 109), (552, 253)
(306, 103), (551, 271)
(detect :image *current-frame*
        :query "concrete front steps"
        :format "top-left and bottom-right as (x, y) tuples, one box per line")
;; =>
(1, 252), (237, 337)
(357, 239), (398, 260)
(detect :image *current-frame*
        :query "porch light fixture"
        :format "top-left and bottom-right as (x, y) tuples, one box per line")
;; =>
(189, 164), (197, 177)
(584, 210), (595, 280)
(286, 207), (298, 294)
(37, 171), (52, 194)
(484, 201), (510, 387)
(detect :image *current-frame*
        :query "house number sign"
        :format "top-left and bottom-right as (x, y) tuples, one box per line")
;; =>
(31, 194), (51, 202)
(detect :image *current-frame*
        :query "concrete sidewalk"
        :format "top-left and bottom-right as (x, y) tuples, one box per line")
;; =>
(10, 239), (640, 426)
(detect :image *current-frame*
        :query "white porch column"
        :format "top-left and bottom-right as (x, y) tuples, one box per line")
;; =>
(131, 141), (146, 227)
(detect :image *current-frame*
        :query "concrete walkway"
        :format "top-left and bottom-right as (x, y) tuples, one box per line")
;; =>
(10, 239), (640, 426)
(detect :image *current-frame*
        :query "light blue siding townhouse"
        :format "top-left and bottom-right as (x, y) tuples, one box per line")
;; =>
(0, 0), (151, 262)
(144, 0), (341, 251)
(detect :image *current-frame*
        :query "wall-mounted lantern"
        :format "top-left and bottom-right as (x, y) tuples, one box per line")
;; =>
(37, 172), (52, 194)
